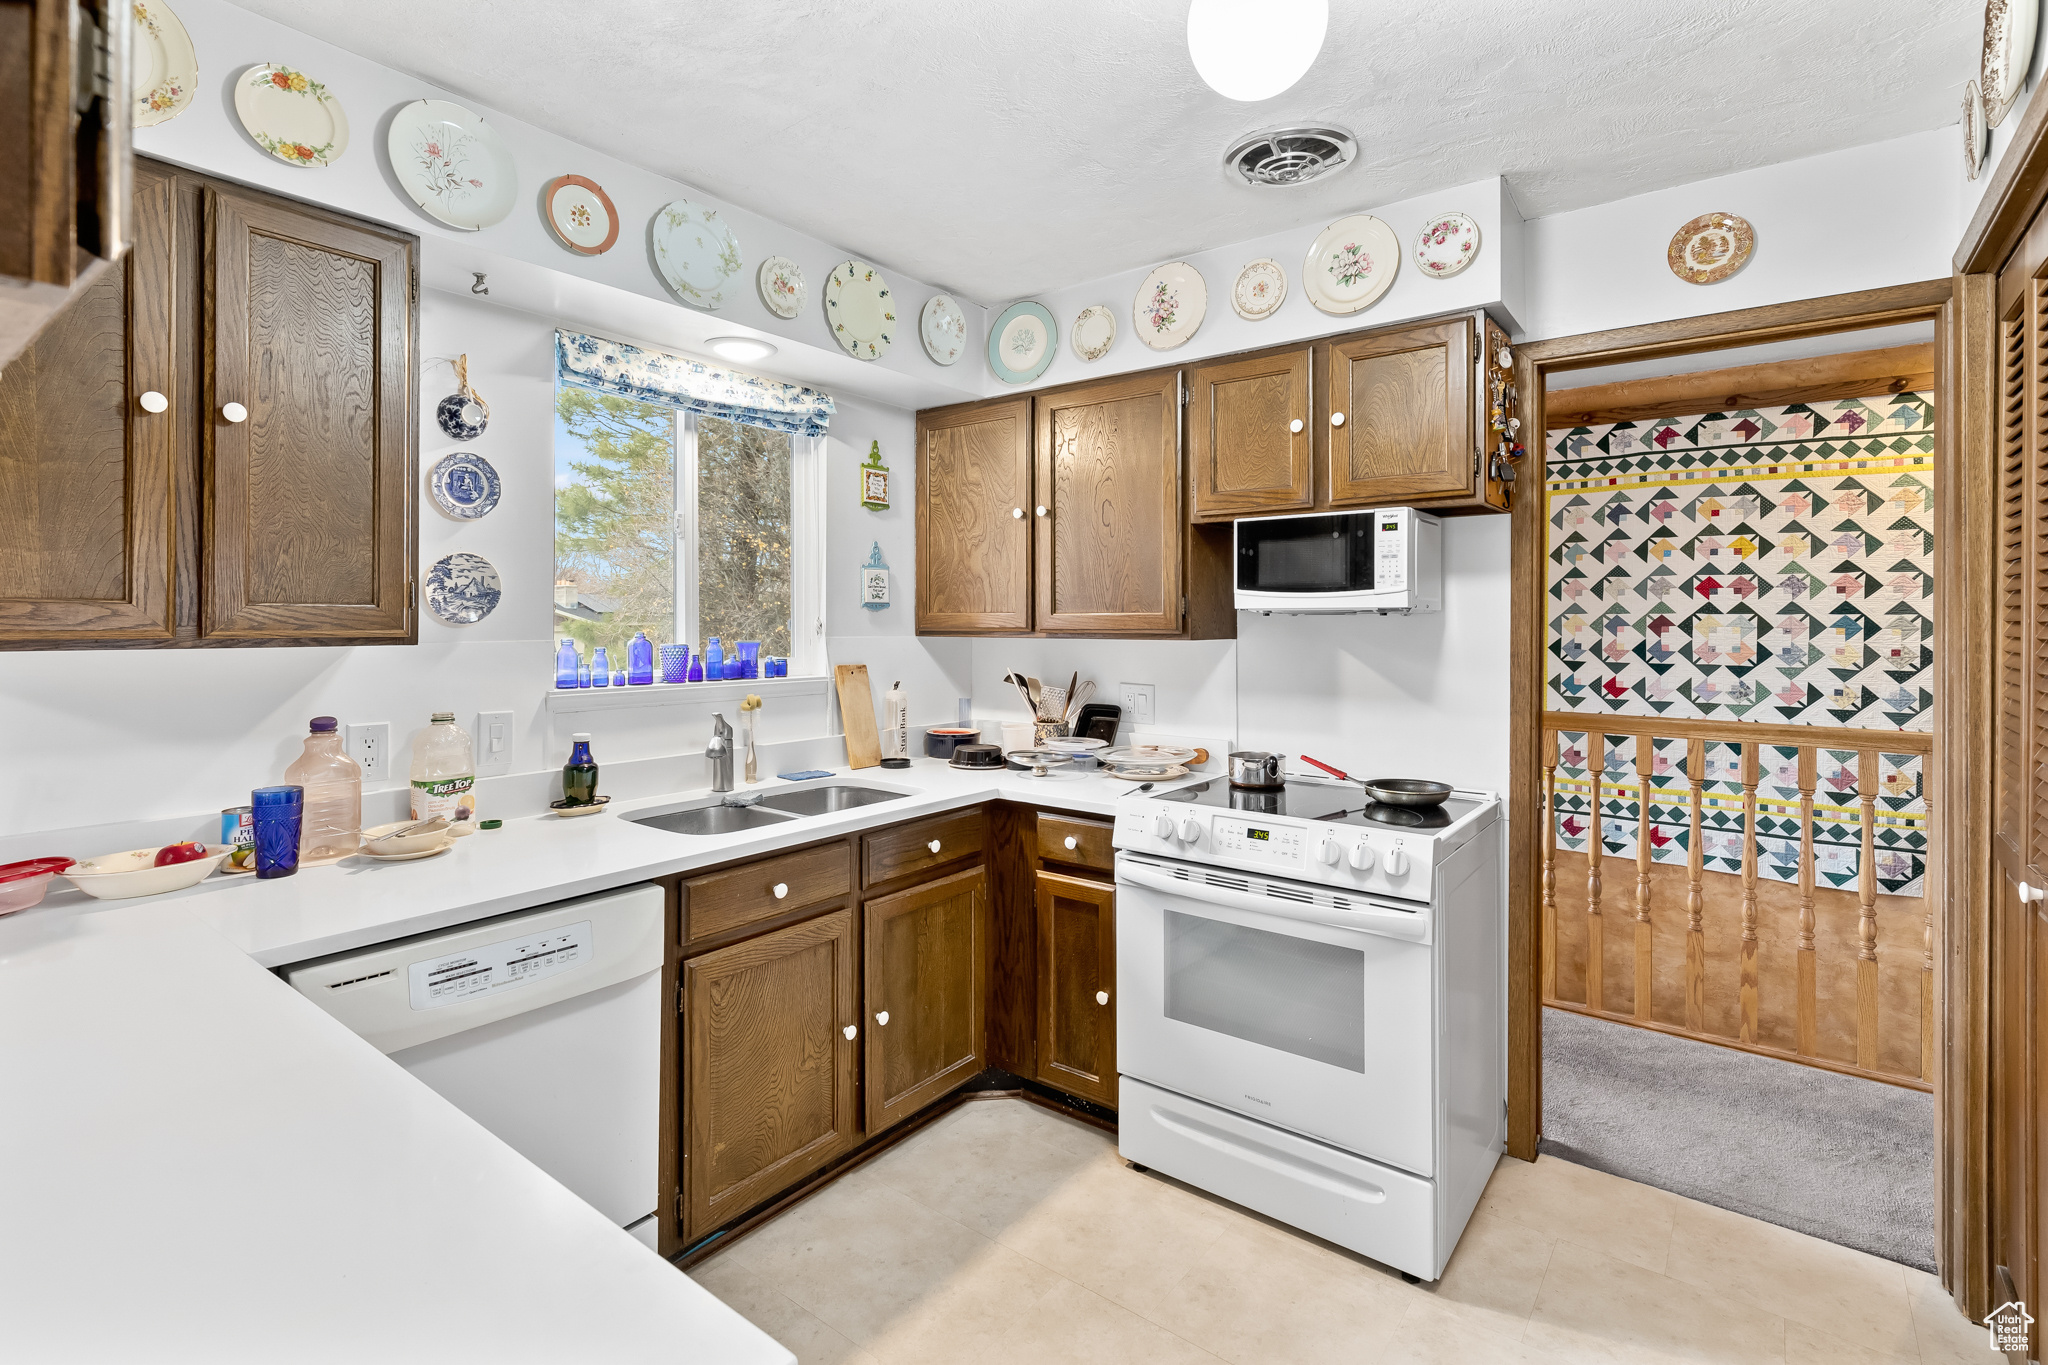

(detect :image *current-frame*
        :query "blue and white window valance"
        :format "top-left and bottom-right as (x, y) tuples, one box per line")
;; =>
(555, 330), (836, 437)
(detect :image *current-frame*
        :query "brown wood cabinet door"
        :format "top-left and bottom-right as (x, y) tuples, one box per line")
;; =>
(203, 185), (413, 641)
(1324, 316), (1474, 507)
(1034, 869), (1117, 1108)
(0, 162), (175, 643)
(1035, 370), (1182, 635)
(682, 908), (859, 1241)
(1189, 347), (1312, 520)
(916, 395), (1033, 633)
(863, 865), (987, 1132)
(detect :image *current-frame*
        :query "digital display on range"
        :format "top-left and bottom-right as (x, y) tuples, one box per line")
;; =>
(1246, 828), (1270, 841)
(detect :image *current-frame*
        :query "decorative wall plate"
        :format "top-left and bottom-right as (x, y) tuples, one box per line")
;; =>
(1965, 80), (1991, 181)
(234, 64), (348, 167)
(1666, 212), (1754, 285)
(428, 450), (501, 520)
(989, 301), (1057, 384)
(426, 552), (501, 625)
(1133, 261), (1208, 350)
(131, 1), (196, 127)
(1230, 259), (1286, 320)
(1413, 212), (1481, 279)
(388, 100), (517, 230)
(920, 294), (967, 365)
(541, 174), (619, 255)
(757, 256), (805, 319)
(1983, 0), (2039, 127)
(1071, 304), (1116, 361)
(1303, 214), (1399, 315)
(652, 200), (741, 310)
(824, 260), (895, 361)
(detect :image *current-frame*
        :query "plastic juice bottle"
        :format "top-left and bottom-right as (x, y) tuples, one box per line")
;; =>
(410, 711), (477, 825)
(284, 716), (362, 864)
(563, 733), (599, 805)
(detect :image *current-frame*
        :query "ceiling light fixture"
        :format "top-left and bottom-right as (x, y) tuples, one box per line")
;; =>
(1187, 0), (1328, 102)
(708, 336), (778, 364)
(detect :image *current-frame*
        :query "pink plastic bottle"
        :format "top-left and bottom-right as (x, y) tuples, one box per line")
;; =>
(284, 716), (362, 864)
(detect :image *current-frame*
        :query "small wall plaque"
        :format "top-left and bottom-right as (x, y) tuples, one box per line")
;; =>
(860, 542), (891, 610)
(860, 440), (890, 510)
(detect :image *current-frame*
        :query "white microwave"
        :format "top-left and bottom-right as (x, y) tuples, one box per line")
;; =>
(1233, 507), (1442, 615)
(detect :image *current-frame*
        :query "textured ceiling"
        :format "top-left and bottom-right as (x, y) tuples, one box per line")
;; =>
(232, 0), (1973, 303)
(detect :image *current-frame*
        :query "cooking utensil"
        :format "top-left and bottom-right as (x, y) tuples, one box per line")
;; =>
(1064, 679), (1096, 721)
(1360, 778), (1454, 808)
(1227, 750), (1286, 789)
(1004, 672), (1035, 713)
(1007, 749), (1073, 778)
(834, 664), (881, 770)
(1300, 754), (1370, 787)
(1026, 675), (1043, 715)
(1062, 671), (1077, 717)
(1040, 684), (1066, 721)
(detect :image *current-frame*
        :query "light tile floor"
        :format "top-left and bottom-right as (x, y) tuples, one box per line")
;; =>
(689, 1097), (1988, 1365)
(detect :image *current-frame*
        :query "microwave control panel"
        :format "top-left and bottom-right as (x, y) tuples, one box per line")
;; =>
(1211, 817), (1306, 868)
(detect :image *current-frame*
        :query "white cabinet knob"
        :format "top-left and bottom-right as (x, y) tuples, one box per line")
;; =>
(2023, 882), (2046, 904)
(927, 839), (941, 853)
(1329, 411), (1345, 427)
(772, 882), (788, 900)
(138, 390), (168, 414)
(1348, 841), (1375, 871)
(1289, 418), (1303, 433)
(1096, 990), (1110, 1006)
(221, 401), (248, 423)
(1318, 837), (1342, 866)
(1036, 505), (1047, 517)
(842, 1024), (857, 1040)
(1012, 507), (1024, 519)
(1064, 835), (1078, 850)
(876, 1010), (890, 1026)
(1386, 845), (1409, 876)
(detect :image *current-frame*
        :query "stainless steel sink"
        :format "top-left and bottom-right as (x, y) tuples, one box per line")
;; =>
(629, 802), (795, 836)
(754, 784), (907, 817)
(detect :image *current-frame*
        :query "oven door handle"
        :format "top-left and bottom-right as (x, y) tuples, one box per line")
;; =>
(1115, 863), (1428, 944)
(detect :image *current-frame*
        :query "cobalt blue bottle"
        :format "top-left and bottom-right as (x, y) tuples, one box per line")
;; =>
(555, 637), (580, 689)
(627, 630), (654, 685)
(592, 646), (611, 686)
(703, 637), (722, 681)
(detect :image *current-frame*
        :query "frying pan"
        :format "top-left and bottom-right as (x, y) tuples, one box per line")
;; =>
(1299, 755), (1453, 808)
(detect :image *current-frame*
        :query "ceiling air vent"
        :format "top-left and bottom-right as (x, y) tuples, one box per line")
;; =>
(1223, 125), (1356, 188)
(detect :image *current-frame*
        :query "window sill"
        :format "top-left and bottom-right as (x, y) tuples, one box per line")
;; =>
(543, 675), (830, 715)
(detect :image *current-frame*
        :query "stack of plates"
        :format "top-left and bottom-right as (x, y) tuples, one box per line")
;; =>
(1099, 745), (1196, 781)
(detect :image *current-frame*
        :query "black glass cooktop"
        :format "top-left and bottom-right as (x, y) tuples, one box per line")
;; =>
(1156, 778), (1475, 830)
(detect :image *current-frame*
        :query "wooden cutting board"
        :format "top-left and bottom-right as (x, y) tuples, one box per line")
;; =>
(834, 664), (881, 770)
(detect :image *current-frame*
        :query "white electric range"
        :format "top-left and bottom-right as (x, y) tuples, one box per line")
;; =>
(1111, 776), (1502, 1282)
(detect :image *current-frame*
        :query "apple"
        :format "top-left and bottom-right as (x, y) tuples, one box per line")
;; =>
(154, 842), (210, 867)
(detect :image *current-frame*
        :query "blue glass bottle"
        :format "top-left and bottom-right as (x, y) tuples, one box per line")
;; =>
(703, 637), (723, 681)
(555, 637), (580, 689)
(578, 662), (591, 688)
(592, 646), (611, 686)
(611, 669), (626, 686)
(627, 630), (654, 685)
(687, 657), (703, 682)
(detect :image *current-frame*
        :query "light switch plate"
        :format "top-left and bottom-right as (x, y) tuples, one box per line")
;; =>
(1118, 682), (1157, 726)
(475, 710), (515, 777)
(345, 722), (391, 781)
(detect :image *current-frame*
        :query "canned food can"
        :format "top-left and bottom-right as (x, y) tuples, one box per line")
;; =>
(221, 806), (255, 871)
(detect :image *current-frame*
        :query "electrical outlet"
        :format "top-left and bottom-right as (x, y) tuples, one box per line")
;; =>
(345, 722), (391, 781)
(1118, 682), (1157, 726)
(475, 710), (515, 777)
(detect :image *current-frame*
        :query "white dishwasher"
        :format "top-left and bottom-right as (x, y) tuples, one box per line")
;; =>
(283, 883), (666, 1248)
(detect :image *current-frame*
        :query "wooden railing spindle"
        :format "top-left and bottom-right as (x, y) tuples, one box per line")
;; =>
(1796, 746), (1818, 1056)
(1685, 736), (1707, 1032)
(1635, 739), (1654, 1020)
(1543, 731), (1558, 1002)
(1738, 745), (1760, 1045)
(1856, 749), (1881, 1070)
(1586, 736), (1604, 1012)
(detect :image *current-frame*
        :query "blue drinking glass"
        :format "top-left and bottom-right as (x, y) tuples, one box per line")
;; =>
(659, 643), (690, 684)
(737, 641), (761, 679)
(251, 785), (304, 879)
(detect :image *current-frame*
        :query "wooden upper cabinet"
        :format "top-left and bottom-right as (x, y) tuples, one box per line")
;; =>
(1188, 347), (1312, 520)
(1035, 370), (1182, 635)
(1034, 869), (1117, 1109)
(1322, 315), (1475, 508)
(916, 395), (1033, 633)
(863, 865), (988, 1133)
(203, 186), (414, 641)
(0, 163), (175, 643)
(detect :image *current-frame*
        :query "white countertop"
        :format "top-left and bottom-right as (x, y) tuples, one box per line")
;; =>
(0, 758), (1183, 1360)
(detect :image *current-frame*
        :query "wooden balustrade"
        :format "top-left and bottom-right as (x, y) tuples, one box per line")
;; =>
(1539, 712), (1935, 1091)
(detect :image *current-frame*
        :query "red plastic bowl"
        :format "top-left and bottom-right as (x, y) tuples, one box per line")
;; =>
(0, 857), (75, 915)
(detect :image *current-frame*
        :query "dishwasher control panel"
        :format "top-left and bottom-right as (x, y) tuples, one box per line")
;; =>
(409, 919), (592, 1010)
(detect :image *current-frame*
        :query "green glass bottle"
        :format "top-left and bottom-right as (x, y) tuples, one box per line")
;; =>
(563, 732), (599, 806)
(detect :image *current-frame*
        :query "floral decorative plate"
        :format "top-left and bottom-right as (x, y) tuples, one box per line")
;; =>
(426, 552), (501, 625)
(1983, 0), (2039, 127)
(131, 1), (196, 127)
(234, 64), (348, 168)
(920, 294), (967, 365)
(1413, 212), (1481, 279)
(1303, 215), (1399, 315)
(757, 256), (805, 319)
(1230, 259), (1286, 320)
(542, 174), (618, 255)
(1071, 303), (1116, 361)
(652, 199), (741, 310)
(824, 260), (895, 361)
(428, 450), (501, 520)
(388, 100), (517, 230)
(1666, 212), (1754, 285)
(989, 301), (1057, 384)
(1965, 80), (1990, 181)
(1133, 261), (1208, 351)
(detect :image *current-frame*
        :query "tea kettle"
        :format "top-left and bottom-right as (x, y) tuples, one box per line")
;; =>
(1227, 750), (1285, 789)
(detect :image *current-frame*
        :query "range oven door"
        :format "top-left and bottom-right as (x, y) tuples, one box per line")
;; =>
(1115, 855), (1435, 1177)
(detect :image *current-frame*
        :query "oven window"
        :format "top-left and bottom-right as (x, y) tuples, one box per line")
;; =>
(1163, 911), (1365, 1072)
(1237, 515), (1373, 593)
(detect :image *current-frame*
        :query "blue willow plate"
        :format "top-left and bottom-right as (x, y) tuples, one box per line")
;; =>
(426, 551), (501, 625)
(429, 450), (501, 519)
(436, 390), (487, 439)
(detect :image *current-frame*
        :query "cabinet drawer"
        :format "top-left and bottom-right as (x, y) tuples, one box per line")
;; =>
(1037, 813), (1114, 872)
(863, 810), (985, 886)
(684, 843), (851, 947)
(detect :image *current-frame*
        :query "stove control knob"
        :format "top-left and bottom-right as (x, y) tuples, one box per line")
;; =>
(1385, 844), (1409, 876)
(1317, 837), (1342, 866)
(1348, 841), (1375, 871)
(1152, 812), (1176, 838)
(1178, 817), (1202, 845)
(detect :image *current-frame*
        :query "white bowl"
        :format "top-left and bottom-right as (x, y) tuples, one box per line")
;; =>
(361, 819), (449, 856)
(65, 846), (232, 900)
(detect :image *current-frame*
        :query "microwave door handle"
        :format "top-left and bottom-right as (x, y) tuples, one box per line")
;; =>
(1116, 862), (1428, 944)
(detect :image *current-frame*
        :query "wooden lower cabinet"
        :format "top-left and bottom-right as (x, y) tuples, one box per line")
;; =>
(681, 907), (859, 1241)
(1034, 869), (1118, 1108)
(863, 865), (988, 1133)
